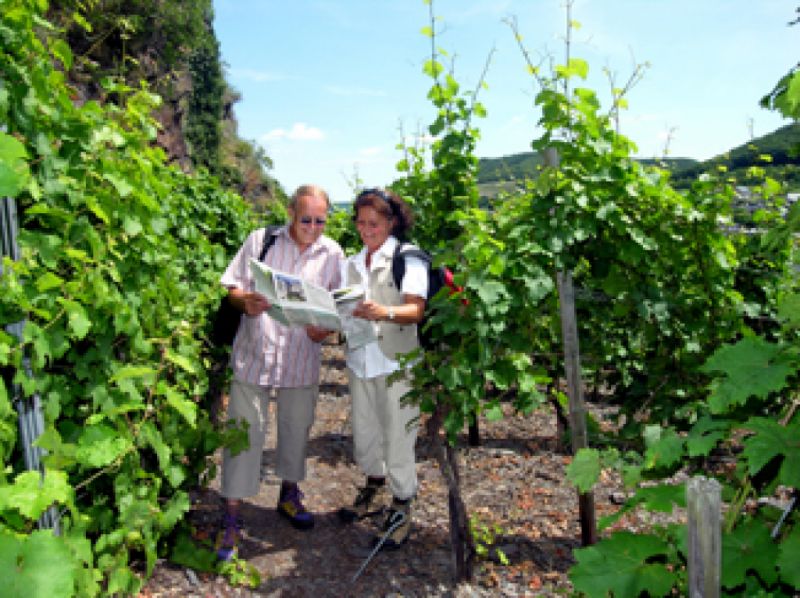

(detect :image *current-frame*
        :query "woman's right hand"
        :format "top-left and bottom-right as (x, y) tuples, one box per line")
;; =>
(352, 299), (386, 321)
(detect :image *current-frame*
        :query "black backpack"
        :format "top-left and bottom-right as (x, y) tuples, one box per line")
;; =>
(210, 225), (281, 347)
(391, 242), (458, 349)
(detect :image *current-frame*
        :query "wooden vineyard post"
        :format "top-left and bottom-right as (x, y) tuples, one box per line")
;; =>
(687, 476), (721, 598)
(556, 270), (597, 546)
(544, 146), (597, 546)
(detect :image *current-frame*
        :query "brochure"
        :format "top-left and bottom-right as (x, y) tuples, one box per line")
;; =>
(249, 259), (376, 348)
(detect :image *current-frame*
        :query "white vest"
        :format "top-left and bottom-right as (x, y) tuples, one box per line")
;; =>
(346, 252), (419, 360)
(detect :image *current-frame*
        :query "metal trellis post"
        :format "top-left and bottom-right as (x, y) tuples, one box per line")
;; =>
(1, 196), (60, 532)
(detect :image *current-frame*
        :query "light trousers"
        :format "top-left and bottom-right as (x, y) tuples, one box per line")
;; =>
(346, 368), (419, 500)
(221, 378), (318, 499)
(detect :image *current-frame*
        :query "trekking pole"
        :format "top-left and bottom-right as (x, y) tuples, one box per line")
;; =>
(351, 512), (407, 583)
(771, 488), (798, 539)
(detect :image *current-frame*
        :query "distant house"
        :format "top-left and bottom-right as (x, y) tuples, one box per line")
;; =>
(332, 201), (352, 212)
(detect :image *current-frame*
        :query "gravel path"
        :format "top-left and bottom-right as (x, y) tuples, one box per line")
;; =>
(139, 341), (643, 597)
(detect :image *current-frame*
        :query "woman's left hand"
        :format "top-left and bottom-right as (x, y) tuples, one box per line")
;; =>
(352, 300), (386, 322)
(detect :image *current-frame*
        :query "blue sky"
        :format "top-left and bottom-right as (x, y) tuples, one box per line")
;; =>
(212, 1), (796, 205)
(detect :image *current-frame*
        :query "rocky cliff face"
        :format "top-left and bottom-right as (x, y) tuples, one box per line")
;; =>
(154, 71), (193, 171)
(52, 2), (283, 206)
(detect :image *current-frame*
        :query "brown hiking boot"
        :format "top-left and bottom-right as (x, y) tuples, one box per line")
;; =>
(377, 497), (411, 549)
(338, 479), (388, 523)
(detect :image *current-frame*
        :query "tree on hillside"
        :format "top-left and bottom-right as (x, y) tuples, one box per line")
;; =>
(46, 0), (284, 207)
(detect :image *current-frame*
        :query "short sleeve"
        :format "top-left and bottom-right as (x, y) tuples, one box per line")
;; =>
(400, 256), (429, 299)
(220, 229), (261, 289)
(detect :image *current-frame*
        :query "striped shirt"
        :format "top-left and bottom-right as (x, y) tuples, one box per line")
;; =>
(220, 225), (344, 387)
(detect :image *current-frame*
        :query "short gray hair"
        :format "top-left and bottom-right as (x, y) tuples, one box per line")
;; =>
(289, 184), (330, 209)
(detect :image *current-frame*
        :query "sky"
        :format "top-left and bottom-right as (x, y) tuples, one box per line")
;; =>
(212, 0), (797, 205)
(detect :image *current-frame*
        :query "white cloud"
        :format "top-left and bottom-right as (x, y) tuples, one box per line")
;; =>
(261, 123), (325, 142)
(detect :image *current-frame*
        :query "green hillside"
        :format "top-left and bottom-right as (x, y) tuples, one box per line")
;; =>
(669, 121), (800, 187)
(477, 122), (800, 196)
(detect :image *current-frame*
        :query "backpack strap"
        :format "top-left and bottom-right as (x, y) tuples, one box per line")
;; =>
(258, 224), (282, 261)
(391, 242), (431, 290)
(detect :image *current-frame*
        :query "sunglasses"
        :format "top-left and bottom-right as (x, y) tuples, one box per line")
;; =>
(299, 216), (327, 226)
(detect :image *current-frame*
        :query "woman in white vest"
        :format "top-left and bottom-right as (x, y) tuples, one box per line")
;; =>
(337, 187), (428, 550)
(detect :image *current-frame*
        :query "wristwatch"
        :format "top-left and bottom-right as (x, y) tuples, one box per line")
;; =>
(387, 307), (395, 321)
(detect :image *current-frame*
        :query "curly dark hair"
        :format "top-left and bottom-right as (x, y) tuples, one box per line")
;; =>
(352, 188), (414, 240)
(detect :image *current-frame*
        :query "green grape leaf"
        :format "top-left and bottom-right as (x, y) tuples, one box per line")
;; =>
(686, 416), (730, 458)
(777, 292), (800, 328)
(701, 337), (794, 413)
(163, 385), (197, 427)
(122, 215), (143, 236)
(0, 469), (72, 519)
(110, 365), (157, 383)
(0, 132), (30, 197)
(169, 530), (217, 573)
(0, 530), (76, 598)
(75, 424), (132, 468)
(0, 132), (27, 160)
(555, 58), (589, 80)
(483, 402), (504, 422)
(739, 418), (800, 487)
(566, 447), (601, 493)
(50, 38), (73, 70)
(474, 279), (506, 306)
(138, 421), (171, 471)
(570, 531), (674, 598)
(165, 349), (196, 374)
(643, 427), (685, 470)
(599, 483), (685, 531)
(63, 300), (91, 339)
(777, 526), (800, 587)
(0, 379), (9, 415)
(436, 363), (464, 388)
(103, 173), (133, 197)
(634, 484), (686, 513)
(160, 492), (191, 530)
(35, 271), (64, 292)
(721, 519), (779, 588)
(422, 58), (443, 78)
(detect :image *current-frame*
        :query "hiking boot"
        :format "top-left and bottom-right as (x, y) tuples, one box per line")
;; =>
(215, 513), (243, 561)
(277, 486), (315, 530)
(375, 498), (412, 550)
(338, 479), (389, 523)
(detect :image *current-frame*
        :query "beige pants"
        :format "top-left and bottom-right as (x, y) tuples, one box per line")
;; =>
(221, 379), (318, 499)
(347, 368), (419, 500)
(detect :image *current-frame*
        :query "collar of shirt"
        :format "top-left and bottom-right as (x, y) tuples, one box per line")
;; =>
(355, 235), (398, 271)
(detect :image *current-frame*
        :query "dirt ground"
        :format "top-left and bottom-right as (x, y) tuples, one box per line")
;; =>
(139, 341), (648, 598)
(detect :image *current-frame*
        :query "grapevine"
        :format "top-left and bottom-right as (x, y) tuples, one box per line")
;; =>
(0, 2), (254, 594)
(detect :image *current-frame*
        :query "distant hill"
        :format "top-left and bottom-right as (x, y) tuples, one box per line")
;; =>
(669, 122), (800, 187)
(477, 122), (800, 196)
